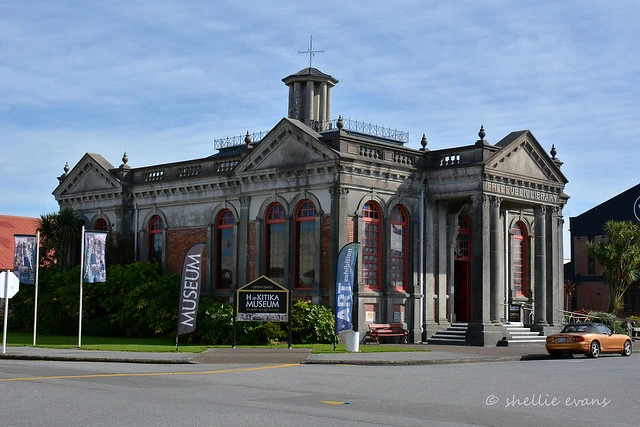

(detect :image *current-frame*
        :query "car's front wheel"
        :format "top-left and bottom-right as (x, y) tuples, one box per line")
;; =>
(622, 340), (632, 357)
(587, 341), (600, 358)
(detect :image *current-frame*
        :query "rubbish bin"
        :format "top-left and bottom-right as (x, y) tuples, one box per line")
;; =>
(345, 330), (360, 352)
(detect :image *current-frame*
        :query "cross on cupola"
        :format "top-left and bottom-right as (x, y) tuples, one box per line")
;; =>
(298, 36), (324, 68)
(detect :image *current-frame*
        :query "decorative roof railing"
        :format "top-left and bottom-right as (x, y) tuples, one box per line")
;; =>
(213, 130), (270, 150)
(328, 118), (409, 144)
(212, 117), (409, 150)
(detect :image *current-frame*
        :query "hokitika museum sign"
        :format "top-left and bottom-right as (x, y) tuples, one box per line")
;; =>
(236, 276), (289, 322)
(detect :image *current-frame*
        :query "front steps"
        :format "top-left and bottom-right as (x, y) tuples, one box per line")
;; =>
(497, 322), (546, 346)
(427, 323), (468, 345)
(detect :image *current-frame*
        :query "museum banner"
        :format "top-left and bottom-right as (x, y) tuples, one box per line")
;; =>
(177, 243), (206, 336)
(14, 234), (37, 285)
(335, 242), (360, 334)
(83, 232), (108, 283)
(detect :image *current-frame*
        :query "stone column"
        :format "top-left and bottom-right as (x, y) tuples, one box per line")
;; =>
(534, 205), (548, 325)
(471, 194), (491, 324)
(423, 198), (436, 331)
(490, 197), (503, 323)
(292, 82), (302, 121)
(288, 84), (295, 119)
(305, 81), (315, 124)
(326, 86), (333, 125)
(437, 204), (449, 323)
(319, 82), (328, 125)
(546, 207), (562, 325)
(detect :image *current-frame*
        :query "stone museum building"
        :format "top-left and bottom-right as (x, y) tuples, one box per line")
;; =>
(53, 66), (569, 345)
(568, 183), (640, 316)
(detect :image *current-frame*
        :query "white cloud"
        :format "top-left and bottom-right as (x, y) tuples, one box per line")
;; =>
(2, 0), (640, 257)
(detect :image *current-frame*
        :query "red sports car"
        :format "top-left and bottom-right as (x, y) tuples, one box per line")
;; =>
(546, 322), (633, 358)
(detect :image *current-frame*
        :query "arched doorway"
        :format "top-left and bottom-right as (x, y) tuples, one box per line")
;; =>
(454, 214), (472, 322)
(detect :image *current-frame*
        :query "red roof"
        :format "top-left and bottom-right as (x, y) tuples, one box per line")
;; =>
(0, 215), (40, 271)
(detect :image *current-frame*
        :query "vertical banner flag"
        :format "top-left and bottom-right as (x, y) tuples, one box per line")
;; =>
(14, 235), (37, 284)
(83, 232), (108, 283)
(335, 242), (360, 334)
(177, 243), (206, 336)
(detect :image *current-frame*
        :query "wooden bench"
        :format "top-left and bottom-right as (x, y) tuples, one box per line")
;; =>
(366, 323), (409, 344)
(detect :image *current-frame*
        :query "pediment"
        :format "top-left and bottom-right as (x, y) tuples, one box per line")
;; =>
(53, 153), (123, 197)
(487, 131), (567, 184)
(235, 118), (338, 174)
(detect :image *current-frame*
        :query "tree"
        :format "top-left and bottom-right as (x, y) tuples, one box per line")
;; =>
(586, 220), (640, 314)
(56, 207), (81, 266)
(37, 208), (81, 268)
(37, 212), (58, 267)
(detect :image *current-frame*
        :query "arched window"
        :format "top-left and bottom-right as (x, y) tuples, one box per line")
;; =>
(294, 200), (316, 289)
(455, 215), (471, 260)
(94, 218), (108, 231)
(265, 203), (285, 284)
(512, 221), (528, 296)
(362, 201), (382, 291)
(390, 204), (409, 292)
(148, 215), (163, 264)
(216, 209), (235, 289)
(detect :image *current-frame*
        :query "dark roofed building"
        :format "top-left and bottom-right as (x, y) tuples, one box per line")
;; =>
(569, 184), (640, 315)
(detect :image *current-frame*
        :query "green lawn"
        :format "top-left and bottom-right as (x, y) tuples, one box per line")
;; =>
(5, 332), (427, 354)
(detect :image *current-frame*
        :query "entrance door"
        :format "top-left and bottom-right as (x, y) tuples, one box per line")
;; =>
(454, 214), (472, 323)
(454, 260), (471, 322)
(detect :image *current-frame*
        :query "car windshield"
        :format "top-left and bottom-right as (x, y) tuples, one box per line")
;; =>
(561, 324), (589, 333)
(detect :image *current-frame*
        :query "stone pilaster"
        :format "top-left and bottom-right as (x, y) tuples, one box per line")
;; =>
(329, 185), (350, 311)
(490, 196), (503, 323)
(534, 205), (548, 325)
(237, 196), (250, 287)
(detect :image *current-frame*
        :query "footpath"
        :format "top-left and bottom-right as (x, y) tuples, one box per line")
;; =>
(0, 343), (550, 366)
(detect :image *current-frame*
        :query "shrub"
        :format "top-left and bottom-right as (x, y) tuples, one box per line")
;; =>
(192, 299), (234, 344)
(9, 266), (337, 345)
(292, 300), (337, 344)
(189, 299), (336, 345)
(9, 263), (179, 338)
(587, 311), (627, 333)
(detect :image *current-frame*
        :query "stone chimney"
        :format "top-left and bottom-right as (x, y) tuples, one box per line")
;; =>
(282, 68), (338, 131)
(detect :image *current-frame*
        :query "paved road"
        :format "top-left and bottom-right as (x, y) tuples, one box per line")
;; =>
(0, 343), (551, 365)
(1, 346), (637, 426)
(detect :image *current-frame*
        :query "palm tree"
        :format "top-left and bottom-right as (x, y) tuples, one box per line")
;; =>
(56, 207), (81, 267)
(586, 220), (640, 314)
(37, 208), (81, 268)
(37, 213), (58, 267)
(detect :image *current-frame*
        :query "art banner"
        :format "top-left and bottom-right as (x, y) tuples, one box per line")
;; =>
(335, 242), (361, 334)
(83, 232), (108, 283)
(14, 234), (37, 285)
(177, 243), (206, 336)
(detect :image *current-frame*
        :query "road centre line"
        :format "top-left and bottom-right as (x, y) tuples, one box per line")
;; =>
(0, 363), (298, 382)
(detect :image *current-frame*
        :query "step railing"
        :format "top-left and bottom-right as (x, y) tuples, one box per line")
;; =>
(560, 310), (593, 324)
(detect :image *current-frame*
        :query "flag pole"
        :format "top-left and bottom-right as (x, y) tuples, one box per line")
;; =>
(78, 226), (85, 348)
(33, 231), (40, 346)
(2, 270), (10, 354)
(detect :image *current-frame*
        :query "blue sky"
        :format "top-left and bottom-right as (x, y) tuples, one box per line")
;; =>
(2, 1), (639, 258)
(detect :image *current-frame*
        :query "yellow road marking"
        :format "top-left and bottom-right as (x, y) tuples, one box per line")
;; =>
(320, 400), (350, 405)
(0, 363), (298, 382)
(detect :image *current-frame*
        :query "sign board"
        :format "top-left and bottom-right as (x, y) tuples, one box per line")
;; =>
(509, 304), (522, 322)
(0, 271), (20, 299)
(236, 276), (289, 322)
